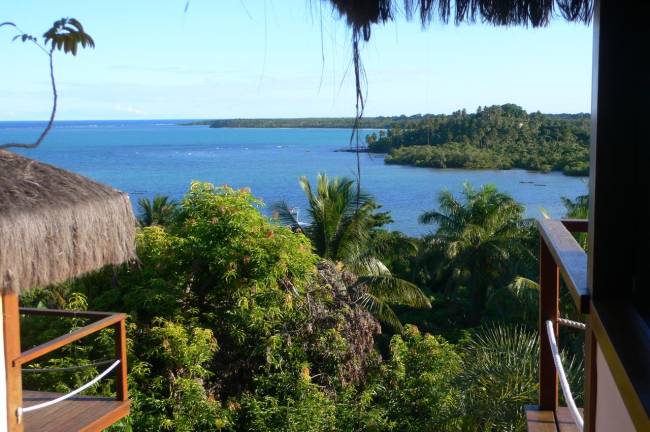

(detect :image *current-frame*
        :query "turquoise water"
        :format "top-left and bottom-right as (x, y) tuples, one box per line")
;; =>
(0, 120), (588, 236)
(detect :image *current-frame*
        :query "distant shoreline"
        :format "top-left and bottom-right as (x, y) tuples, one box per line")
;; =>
(180, 117), (414, 129)
(333, 147), (375, 153)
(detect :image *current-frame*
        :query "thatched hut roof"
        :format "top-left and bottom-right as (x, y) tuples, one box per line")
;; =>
(327, 0), (592, 40)
(0, 150), (136, 293)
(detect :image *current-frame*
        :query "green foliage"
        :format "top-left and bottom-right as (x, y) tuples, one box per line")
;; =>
(485, 276), (540, 325)
(20, 292), (117, 397)
(129, 320), (227, 431)
(387, 143), (508, 170)
(22, 182), (383, 431)
(4, 17), (94, 54)
(238, 370), (337, 432)
(137, 195), (178, 227)
(419, 183), (534, 323)
(369, 104), (590, 176)
(42, 18), (95, 55)
(562, 193), (589, 249)
(274, 174), (430, 331)
(458, 325), (539, 431)
(562, 194), (589, 219)
(370, 326), (464, 431)
(19, 181), (584, 432)
(458, 325), (583, 432)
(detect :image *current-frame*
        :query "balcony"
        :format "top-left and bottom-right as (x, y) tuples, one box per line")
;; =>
(525, 219), (588, 432)
(526, 218), (650, 431)
(12, 308), (129, 432)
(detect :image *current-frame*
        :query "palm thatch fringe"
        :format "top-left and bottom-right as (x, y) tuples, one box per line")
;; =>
(328, 0), (593, 41)
(0, 150), (136, 293)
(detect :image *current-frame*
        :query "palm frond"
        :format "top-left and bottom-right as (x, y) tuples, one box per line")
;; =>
(43, 18), (95, 55)
(270, 201), (300, 227)
(357, 292), (403, 332)
(357, 275), (431, 309)
(418, 209), (446, 225)
(293, 173), (384, 262)
(508, 276), (539, 295)
(349, 255), (391, 276)
(137, 195), (177, 227)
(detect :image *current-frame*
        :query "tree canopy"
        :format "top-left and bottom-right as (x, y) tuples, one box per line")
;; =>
(367, 104), (590, 176)
(19, 180), (587, 431)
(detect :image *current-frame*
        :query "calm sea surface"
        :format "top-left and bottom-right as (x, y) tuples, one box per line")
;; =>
(0, 120), (588, 236)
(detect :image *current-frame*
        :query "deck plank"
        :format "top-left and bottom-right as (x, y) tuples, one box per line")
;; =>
(556, 407), (583, 432)
(525, 405), (558, 432)
(23, 390), (129, 432)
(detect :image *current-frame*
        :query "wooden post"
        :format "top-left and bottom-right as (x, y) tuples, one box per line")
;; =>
(539, 238), (559, 411)
(2, 293), (23, 432)
(114, 318), (128, 402)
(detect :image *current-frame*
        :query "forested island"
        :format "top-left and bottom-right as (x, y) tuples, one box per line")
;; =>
(367, 104), (590, 176)
(183, 116), (409, 129)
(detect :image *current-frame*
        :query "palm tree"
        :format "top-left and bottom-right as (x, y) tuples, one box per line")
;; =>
(137, 195), (178, 227)
(274, 173), (430, 330)
(420, 183), (531, 324)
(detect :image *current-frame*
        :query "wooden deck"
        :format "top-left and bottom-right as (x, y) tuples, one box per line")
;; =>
(525, 405), (582, 432)
(22, 391), (129, 432)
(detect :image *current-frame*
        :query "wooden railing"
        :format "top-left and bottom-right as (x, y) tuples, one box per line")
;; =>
(17, 308), (128, 402)
(536, 218), (650, 432)
(538, 219), (588, 414)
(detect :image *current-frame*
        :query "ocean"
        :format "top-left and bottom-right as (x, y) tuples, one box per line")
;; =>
(0, 120), (588, 236)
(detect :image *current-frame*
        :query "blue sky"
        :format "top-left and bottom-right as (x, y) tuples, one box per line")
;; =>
(1, 1), (593, 120)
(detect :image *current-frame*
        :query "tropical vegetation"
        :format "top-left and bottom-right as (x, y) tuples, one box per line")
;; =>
(273, 174), (430, 330)
(367, 104), (590, 176)
(418, 183), (533, 324)
(137, 195), (178, 227)
(20, 179), (587, 431)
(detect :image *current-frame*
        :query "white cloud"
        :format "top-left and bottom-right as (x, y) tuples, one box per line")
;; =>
(114, 104), (146, 116)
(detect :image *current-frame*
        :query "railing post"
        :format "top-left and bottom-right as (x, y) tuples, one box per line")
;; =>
(114, 318), (128, 401)
(539, 238), (559, 411)
(3, 293), (24, 432)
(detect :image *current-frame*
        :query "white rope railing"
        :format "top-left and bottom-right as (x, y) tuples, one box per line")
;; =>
(17, 359), (120, 420)
(558, 317), (587, 330)
(545, 320), (584, 431)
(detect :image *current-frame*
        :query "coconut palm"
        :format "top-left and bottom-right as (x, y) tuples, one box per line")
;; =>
(137, 195), (178, 227)
(274, 173), (430, 330)
(420, 183), (532, 324)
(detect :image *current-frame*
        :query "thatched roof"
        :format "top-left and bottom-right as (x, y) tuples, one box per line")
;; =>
(0, 150), (136, 293)
(328, 0), (592, 40)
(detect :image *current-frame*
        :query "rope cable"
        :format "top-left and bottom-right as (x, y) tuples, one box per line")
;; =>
(545, 320), (584, 431)
(17, 359), (120, 418)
